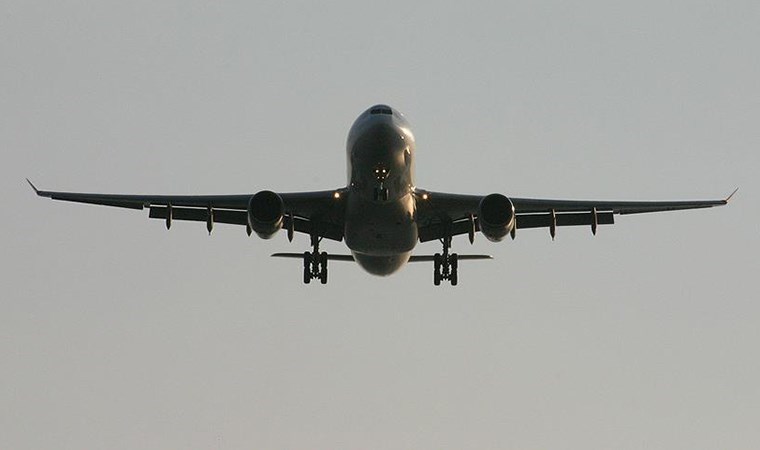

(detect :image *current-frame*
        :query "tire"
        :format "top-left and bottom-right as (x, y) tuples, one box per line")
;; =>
(433, 253), (441, 286)
(433, 253), (442, 286)
(450, 254), (458, 286)
(303, 252), (312, 284)
(320, 267), (328, 284)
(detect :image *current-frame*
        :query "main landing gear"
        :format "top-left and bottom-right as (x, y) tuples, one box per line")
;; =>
(433, 235), (458, 286)
(303, 235), (328, 284)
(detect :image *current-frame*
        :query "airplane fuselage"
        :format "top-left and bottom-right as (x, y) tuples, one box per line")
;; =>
(344, 105), (418, 275)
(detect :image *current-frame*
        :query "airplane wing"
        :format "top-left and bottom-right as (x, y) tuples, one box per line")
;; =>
(27, 179), (346, 241)
(415, 188), (736, 242)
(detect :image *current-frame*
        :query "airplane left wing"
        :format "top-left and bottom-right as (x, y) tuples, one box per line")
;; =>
(415, 188), (736, 242)
(27, 180), (346, 241)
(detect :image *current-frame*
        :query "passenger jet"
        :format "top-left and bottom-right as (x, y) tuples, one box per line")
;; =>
(29, 104), (734, 285)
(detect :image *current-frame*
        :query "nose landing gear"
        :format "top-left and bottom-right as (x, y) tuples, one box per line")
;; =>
(373, 164), (390, 202)
(303, 234), (328, 284)
(373, 186), (389, 202)
(433, 235), (458, 286)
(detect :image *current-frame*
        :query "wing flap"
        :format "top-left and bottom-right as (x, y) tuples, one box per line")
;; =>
(418, 211), (615, 242)
(148, 206), (344, 240)
(149, 206), (248, 226)
(517, 211), (614, 229)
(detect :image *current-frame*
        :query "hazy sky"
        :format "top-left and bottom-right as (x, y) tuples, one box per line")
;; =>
(2, 1), (758, 449)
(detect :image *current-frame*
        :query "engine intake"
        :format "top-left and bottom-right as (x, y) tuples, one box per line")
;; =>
(478, 193), (515, 242)
(248, 190), (284, 239)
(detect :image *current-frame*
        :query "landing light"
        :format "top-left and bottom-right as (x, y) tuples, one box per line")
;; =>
(333, 191), (341, 199)
(422, 193), (429, 200)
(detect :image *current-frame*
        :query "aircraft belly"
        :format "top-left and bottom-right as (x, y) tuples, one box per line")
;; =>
(352, 252), (411, 276)
(344, 194), (417, 256)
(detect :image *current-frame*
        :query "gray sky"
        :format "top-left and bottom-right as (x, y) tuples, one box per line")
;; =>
(2, 1), (758, 449)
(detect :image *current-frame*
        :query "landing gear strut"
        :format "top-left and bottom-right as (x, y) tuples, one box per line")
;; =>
(303, 234), (328, 284)
(433, 235), (458, 286)
(373, 185), (389, 202)
(373, 164), (389, 202)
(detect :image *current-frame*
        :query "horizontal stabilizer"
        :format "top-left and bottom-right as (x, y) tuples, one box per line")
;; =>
(271, 253), (355, 262)
(408, 254), (493, 262)
(271, 253), (493, 262)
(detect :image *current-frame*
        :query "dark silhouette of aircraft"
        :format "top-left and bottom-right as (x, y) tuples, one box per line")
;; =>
(29, 104), (735, 285)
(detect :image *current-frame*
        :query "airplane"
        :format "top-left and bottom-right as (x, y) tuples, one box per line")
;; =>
(28, 104), (735, 285)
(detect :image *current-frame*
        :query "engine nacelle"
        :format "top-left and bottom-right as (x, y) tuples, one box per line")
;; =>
(478, 193), (515, 242)
(248, 190), (284, 239)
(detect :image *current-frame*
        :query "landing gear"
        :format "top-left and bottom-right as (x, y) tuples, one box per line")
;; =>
(373, 186), (389, 202)
(433, 254), (442, 286)
(303, 235), (328, 284)
(433, 235), (458, 286)
(373, 164), (389, 202)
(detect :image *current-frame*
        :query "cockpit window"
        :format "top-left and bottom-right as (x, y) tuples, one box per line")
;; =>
(370, 107), (393, 115)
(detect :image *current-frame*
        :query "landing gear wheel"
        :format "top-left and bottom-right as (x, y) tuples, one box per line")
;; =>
(433, 253), (442, 286)
(450, 253), (458, 286)
(303, 251), (312, 284)
(319, 252), (328, 284)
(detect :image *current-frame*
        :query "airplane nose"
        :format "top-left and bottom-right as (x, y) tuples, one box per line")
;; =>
(349, 120), (409, 188)
(357, 122), (404, 153)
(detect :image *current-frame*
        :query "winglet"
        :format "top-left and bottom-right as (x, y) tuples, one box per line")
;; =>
(725, 187), (739, 203)
(26, 178), (40, 195)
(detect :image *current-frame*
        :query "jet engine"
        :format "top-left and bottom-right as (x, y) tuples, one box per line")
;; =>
(478, 193), (515, 242)
(248, 190), (284, 239)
